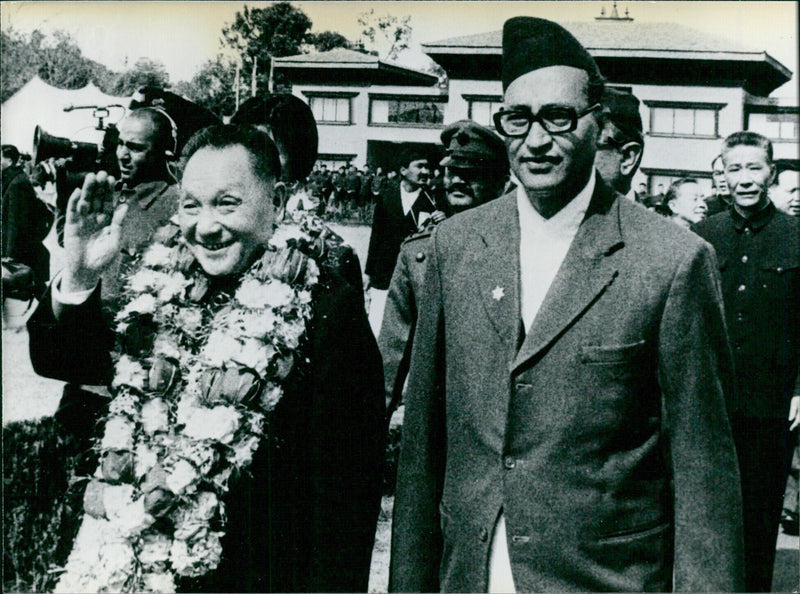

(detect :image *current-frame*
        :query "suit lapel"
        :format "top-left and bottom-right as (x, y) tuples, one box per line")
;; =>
(511, 181), (624, 374)
(472, 194), (521, 351)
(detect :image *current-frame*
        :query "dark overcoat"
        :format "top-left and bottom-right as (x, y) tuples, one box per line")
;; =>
(27, 271), (385, 593)
(379, 229), (433, 420)
(365, 181), (436, 290)
(390, 178), (745, 592)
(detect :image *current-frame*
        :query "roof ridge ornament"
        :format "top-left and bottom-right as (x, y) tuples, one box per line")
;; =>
(595, 2), (634, 21)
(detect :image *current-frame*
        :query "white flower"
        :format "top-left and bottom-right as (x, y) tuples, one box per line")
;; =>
(138, 532), (172, 568)
(101, 416), (135, 450)
(107, 493), (153, 537)
(232, 338), (274, 375)
(203, 330), (242, 367)
(113, 355), (148, 390)
(174, 437), (217, 474)
(152, 333), (182, 361)
(175, 394), (202, 427)
(275, 319), (305, 349)
(235, 278), (272, 309)
(142, 243), (174, 268)
(170, 532), (223, 578)
(128, 269), (169, 294)
(117, 293), (157, 319)
(297, 289), (312, 304)
(269, 225), (304, 249)
(305, 258), (320, 286)
(263, 280), (295, 308)
(176, 307), (203, 336)
(135, 442), (158, 479)
(244, 309), (278, 338)
(158, 273), (191, 302)
(260, 383), (284, 412)
(141, 398), (170, 434)
(181, 405), (240, 443)
(172, 491), (219, 540)
(230, 434), (261, 467)
(166, 459), (198, 494)
(141, 571), (176, 593)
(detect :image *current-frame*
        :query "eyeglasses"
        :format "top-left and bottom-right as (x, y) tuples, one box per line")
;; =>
(493, 104), (601, 137)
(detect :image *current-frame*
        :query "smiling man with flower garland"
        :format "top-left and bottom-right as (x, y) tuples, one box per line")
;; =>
(25, 117), (385, 592)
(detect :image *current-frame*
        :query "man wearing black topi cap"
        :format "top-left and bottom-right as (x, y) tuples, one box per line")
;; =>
(594, 87), (644, 201)
(390, 16), (743, 592)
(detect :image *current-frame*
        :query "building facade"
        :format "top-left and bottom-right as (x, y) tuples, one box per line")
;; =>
(276, 16), (797, 194)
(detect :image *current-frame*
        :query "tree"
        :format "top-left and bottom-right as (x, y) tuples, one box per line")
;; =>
(172, 55), (238, 120)
(0, 28), (114, 102)
(221, 2), (313, 94)
(110, 57), (170, 96)
(309, 31), (351, 53)
(357, 9), (412, 61)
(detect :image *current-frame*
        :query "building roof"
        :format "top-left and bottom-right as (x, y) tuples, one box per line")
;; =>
(423, 21), (791, 96)
(274, 48), (439, 86)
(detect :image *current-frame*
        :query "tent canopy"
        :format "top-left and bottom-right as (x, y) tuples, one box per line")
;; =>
(1, 76), (129, 155)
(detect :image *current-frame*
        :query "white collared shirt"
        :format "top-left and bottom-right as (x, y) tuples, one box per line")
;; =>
(488, 170), (595, 593)
(517, 170), (595, 331)
(400, 185), (422, 216)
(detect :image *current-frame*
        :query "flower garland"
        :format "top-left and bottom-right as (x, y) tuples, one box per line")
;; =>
(54, 213), (345, 593)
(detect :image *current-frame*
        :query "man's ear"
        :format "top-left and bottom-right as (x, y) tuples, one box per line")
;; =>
(619, 142), (644, 177)
(768, 163), (777, 186)
(272, 182), (288, 222)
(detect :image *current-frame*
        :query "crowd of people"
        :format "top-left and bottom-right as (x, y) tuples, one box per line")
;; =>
(2, 14), (799, 594)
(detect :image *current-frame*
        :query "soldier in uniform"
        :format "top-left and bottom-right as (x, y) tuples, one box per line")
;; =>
(379, 120), (509, 423)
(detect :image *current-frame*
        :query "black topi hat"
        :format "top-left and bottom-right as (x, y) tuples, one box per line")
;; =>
(502, 17), (604, 91)
(601, 88), (643, 143)
(232, 95), (319, 182)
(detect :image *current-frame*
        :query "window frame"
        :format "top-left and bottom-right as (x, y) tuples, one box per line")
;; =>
(302, 92), (358, 125)
(368, 92), (447, 128)
(746, 109), (799, 142)
(463, 94), (504, 129)
(643, 100), (726, 139)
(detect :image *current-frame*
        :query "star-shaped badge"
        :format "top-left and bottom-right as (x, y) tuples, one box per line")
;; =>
(492, 286), (505, 301)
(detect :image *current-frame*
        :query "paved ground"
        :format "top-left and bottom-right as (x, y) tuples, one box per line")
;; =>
(3, 222), (797, 591)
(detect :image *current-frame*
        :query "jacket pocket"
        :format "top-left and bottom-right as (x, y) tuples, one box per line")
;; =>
(595, 519), (670, 545)
(580, 340), (646, 365)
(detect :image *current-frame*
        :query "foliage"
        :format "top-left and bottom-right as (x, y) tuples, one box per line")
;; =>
(109, 57), (171, 96)
(356, 9), (412, 61)
(308, 31), (352, 53)
(1, 28), (114, 102)
(221, 2), (313, 94)
(172, 54), (238, 119)
(3, 417), (96, 593)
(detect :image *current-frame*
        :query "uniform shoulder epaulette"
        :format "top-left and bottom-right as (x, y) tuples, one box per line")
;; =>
(402, 228), (433, 246)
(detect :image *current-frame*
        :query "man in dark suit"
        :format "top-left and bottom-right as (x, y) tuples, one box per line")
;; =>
(693, 131), (800, 592)
(365, 148), (442, 333)
(390, 17), (744, 592)
(2, 144), (52, 299)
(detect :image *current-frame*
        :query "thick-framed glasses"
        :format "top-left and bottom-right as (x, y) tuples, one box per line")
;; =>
(493, 104), (601, 137)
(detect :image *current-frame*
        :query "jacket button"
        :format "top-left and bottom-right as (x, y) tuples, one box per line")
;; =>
(415, 252), (425, 262)
(479, 528), (489, 542)
(741, 255), (748, 263)
(738, 284), (746, 292)
(503, 456), (516, 469)
(777, 267), (784, 274)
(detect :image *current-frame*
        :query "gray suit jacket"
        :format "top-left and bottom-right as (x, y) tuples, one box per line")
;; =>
(389, 178), (744, 592)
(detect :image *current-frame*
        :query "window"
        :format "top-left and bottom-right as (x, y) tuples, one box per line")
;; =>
(645, 101), (724, 138)
(305, 94), (354, 124)
(747, 112), (799, 141)
(466, 97), (503, 128)
(369, 95), (446, 126)
(317, 154), (355, 171)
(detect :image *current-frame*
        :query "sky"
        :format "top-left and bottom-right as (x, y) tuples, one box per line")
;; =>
(2, 1), (798, 98)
